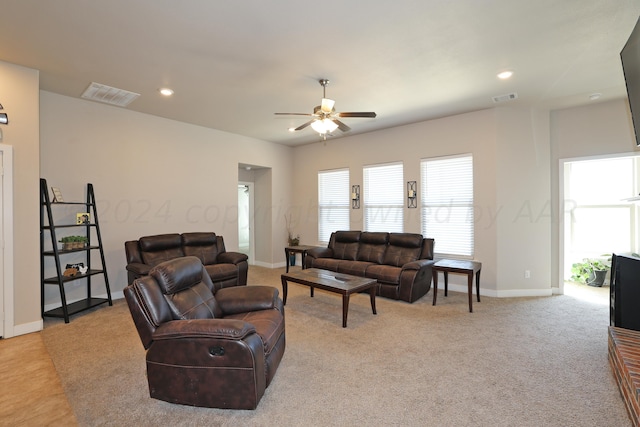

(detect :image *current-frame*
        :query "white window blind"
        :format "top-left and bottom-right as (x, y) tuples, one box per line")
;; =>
(421, 154), (474, 257)
(364, 162), (404, 232)
(318, 168), (350, 243)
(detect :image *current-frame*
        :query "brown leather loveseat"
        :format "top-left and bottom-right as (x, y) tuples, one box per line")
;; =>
(304, 231), (435, 303)
(125, 232), (248, 288)
(124, 256), (285, 409)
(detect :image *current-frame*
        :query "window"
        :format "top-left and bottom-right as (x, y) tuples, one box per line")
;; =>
(318, 168), (350, 243)
(565, 157), (637, 270)
(421, 154), (474, 257)
(364, 162), (404, 232)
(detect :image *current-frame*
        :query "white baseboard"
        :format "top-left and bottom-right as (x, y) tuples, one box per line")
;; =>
(252, 260), (287, 269)
(437, 283), (553, 298)
(10, 319), (44, 338)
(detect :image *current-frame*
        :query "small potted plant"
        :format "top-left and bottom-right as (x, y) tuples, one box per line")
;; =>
(59, 235), (88, 250)
(570, 255), (611, 287)
(284, 214), (300, 265)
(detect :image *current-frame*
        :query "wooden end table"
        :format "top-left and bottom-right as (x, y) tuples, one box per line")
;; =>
(432, 259), (482, 312)
(285, 245), (316, 272)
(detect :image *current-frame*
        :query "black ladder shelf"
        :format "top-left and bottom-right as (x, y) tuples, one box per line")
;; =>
(40, 178), (112, 323)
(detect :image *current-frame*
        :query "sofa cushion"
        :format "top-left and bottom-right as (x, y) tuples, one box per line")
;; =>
(356, 232), (389, 264)
(365, 264), (402, 285)
(330, 231), (361, 260)
(139, 233), (184, 266)
(225, 309), (285, 355)
(150, 257), (223, 319)
(182, 232), (221, 265)
(311, 257), (342, 271)
(383, 233), (423, 267)
(336, 260), (374, 276)
(205, 263), (240, 282)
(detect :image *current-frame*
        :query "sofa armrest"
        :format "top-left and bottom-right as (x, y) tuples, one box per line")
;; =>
(307, 246), (333, 259)
(152, 319), (256, 342)
(217, 251), (249, 265)
(215, 286), (280, 315)
(402, 259), (437, 271)
(126, 262), (151, 276)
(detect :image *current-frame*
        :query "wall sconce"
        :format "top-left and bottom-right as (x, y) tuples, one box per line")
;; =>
(351, 185), (360, 209)
(407, 181), (417, 208)
(0, 103), (7, 125)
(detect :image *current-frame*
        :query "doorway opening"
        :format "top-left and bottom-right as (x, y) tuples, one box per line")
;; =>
(560, 153), (640, 304)
(238, 182), (254, 265)
(0, 144), (14, 338)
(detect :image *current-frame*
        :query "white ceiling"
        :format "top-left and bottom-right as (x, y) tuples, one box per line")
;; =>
(1, 1), (639, 146)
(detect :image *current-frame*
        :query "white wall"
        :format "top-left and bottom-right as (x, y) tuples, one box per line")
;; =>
(40, 91), (293, 307)
(494, 107), (552, 296)
(0, 61), (41, 335)
(291, 109), (505, 293)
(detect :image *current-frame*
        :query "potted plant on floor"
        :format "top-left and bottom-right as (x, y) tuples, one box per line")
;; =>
(570, 256), (611, 287)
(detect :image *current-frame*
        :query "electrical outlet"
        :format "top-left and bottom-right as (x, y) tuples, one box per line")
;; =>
(524, 270), (531, 279)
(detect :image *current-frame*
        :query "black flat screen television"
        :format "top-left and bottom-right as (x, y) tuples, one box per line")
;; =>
(621, 17), (640, 146)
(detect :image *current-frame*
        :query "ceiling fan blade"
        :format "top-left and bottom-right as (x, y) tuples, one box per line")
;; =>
(336, 112), (377, 118)
(294, 120), (315, 131)
(274, 112), (313, 116)
(332, 118), (351, 132)
(321, 98), (335, 113)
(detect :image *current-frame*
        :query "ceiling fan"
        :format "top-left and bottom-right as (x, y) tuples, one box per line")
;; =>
(275, 79), (376, 138)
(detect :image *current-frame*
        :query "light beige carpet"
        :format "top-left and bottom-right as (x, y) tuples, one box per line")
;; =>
(42, 267), (631, 426)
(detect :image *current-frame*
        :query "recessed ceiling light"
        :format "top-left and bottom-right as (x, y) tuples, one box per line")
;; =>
(497, 71), (513, 80)
(589, 93), (602, 101)
(159, 88), (174, 96)
(288, 127), (296, 132)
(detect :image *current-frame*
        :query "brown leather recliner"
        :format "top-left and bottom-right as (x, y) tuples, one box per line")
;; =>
(124, 256), (285, 409)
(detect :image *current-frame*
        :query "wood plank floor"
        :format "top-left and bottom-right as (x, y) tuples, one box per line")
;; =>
(0, 332), (77, 426)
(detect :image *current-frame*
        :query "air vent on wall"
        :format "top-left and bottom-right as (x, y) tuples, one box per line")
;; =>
(492, 92), (518, 103)
(81, 82), (140, 107)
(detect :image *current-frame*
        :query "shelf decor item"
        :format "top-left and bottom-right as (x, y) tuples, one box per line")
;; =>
(76, 212), (90, 224)
(58, 235), (88, 250)
(51, 187), (64, 202)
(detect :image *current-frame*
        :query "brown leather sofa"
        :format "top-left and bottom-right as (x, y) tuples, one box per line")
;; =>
(124, 256), (285, 409)
(304, 231), (435, 303)
(125, 232), (248, 288)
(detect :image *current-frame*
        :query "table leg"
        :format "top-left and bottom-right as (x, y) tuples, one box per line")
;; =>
(301, 252), (307, 270)
(476, 270), (481, 302)
(342, 294), (350, 328)
(281, 277), (288, 305)
(310, 287), (314, 298)
(444, 271), (449, 297)
(369, 286), (377, 315)
(285, 248), (290, 273)
(467, 273), (473, 313)
(432, 271), (439, 306)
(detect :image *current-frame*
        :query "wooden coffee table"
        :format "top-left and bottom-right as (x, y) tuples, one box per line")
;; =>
(281, 268), (377, 327)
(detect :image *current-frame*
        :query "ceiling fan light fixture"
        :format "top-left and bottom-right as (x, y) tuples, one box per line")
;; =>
(311, 118), (338, 134)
